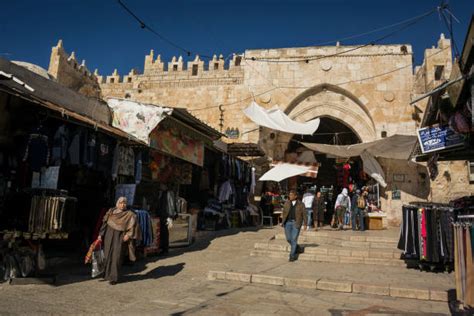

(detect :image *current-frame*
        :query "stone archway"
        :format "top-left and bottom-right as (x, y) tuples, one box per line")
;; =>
(270, 84), (377, 160)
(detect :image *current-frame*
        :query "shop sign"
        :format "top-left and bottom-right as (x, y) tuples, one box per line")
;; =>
(417, 124), (465, 154)
(150, 125), (204, 167)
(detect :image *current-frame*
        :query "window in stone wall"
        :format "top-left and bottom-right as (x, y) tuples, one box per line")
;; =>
(173, 64), (178, 71)
(235, 56), (242, 66)
(127, 77), (132, 83)
(110, 78), (115, 83)
(214, 63), (219, 70)
(192, 64), (198, 76)
(434, 65), (444, 81)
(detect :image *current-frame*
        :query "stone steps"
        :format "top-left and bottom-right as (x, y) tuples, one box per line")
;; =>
(274, 233), (399, 250)
(254, 242), (402, 259)
(250, 249), (405, 267)
(208, 271), (449, 302)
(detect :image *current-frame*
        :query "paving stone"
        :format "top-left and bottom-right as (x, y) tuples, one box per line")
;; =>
(313, 255), (340, 263)
(351, 250), (370, 257)
(368, 251), (396, 259)
(429, 290), (448, 302)
(390, 287), (430, 300)
(225, 272), (251, 283)
(339, 256), (365, 264)
(251, 274), (284, 286)
(353, 283), (390, 296)
(328, 249), (352, 257)
(370, 242), (398, 249)
(284, 278), (317, 289)
(208, 271), (226, 280)
(317, 279), (352, 293)
(350, 236), (367, 242)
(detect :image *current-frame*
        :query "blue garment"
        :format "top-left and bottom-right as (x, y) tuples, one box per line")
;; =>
(284, 220), (301, 259)
(351, 207), (365, 231)
(306, 208), (313, 228)
(134, 210), (153, 247)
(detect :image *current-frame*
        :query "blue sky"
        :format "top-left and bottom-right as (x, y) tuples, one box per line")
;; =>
(0, 0), (472, 76)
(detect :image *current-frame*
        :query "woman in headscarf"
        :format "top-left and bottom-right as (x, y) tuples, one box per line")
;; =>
(98, 197), (139, 285)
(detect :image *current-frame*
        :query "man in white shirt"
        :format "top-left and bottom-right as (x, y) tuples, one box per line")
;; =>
(302, 188), (315, 231)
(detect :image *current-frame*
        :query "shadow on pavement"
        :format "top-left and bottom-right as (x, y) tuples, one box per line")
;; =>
(119, 262), (185, 284)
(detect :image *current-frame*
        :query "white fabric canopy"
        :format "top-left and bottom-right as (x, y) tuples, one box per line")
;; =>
(301, 134), (417, 160)
(259, 163), (314, 182)
(107, 98), (173, 144)
(243, 101), (320, 135)
(360, 151), (387, 187)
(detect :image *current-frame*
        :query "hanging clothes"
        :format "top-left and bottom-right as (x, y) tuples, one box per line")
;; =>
(23, 131), (50, 172)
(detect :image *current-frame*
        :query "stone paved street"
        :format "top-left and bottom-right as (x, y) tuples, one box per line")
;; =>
(0, 227), (456, 315)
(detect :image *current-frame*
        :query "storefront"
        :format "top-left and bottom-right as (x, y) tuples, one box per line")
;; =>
(0, 58), (147, 281)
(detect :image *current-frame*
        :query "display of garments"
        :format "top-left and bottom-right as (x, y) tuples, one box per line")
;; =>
(117, 146), (135, 176)
(51, 125), (69, 165)
(135, 210), (153, 247)
(23, 132), (50, 172)
(398, 203), (458, 267)
(28, 195), (77, 233)
(68, 130), (82, 165)
(218, 180), (233, 203)
(453, 223), (474, 308)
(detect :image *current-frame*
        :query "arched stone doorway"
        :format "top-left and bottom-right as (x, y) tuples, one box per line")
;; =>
(271, 83), (376, 160)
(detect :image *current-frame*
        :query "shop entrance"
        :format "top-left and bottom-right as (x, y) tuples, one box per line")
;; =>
(288, 117), (362, 189)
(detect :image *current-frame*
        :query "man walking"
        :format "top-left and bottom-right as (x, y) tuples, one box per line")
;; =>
(282, 190), (307, 261)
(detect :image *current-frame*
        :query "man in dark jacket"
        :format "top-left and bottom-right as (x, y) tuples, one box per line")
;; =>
(282, 190), (307, 261)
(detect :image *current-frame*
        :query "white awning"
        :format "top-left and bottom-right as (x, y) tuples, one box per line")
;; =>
(259, 162), (318, 182)
(107, 98), (173, 144)
(301, 134), (417, 160)
(243, 101), (320, 135)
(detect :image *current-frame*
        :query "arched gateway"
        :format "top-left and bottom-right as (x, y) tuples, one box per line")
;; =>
(273, 83), (377, 160)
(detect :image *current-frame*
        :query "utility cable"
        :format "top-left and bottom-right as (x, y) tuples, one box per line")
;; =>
(116, 0), (213, 60)
(246, 6), (438, 63)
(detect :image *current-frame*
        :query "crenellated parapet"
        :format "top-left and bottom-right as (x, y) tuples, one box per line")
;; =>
(141, 50), (243, 77)
(48, 40), (101, 98)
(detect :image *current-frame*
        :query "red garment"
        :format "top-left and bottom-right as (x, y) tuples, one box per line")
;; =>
(342, 163), (351, 188)
(420, 208), (427, 259)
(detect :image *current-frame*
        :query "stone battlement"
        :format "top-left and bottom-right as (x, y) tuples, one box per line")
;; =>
(98, 50), (243, 85)
(48, 40), (100, 97)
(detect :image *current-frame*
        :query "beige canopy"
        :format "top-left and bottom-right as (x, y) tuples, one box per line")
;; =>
(301, 134), (417, 160)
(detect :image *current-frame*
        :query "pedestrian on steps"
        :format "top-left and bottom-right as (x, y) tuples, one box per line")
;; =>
(282, 190), (307, 262)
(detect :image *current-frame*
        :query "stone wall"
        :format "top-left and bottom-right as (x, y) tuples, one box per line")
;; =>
(47, 35), (472, 226)
(48, 40), (101, 98)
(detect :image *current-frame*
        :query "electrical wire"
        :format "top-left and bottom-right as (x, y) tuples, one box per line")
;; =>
(245, 6), (438, 63)
(311, 6), (449, 46)
(116, 0), (213, 60)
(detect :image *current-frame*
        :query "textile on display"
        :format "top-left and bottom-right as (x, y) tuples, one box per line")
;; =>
(107, 98), (173, 144)
(115, 184), (136, 206)
(150, 124), (204, 167)
(453, 220), (474, 307)
(31, 166), (60, 189)
(28, 195), (77, 233)
(134, 210), (154, 247)
(243, 102), (320, 135)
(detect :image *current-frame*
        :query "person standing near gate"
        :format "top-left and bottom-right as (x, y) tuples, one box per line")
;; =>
(282, 190), (307, 262)
(312, 191), (326, 231)
(351, 189), (365, 231)
(302, 187), (315, 231)
(334, 188), (351, 230)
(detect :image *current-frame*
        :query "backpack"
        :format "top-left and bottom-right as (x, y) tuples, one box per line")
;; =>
(357, 195), (366, 209)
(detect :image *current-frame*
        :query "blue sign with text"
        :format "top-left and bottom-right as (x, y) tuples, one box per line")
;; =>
(417, 125), (465, 154)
